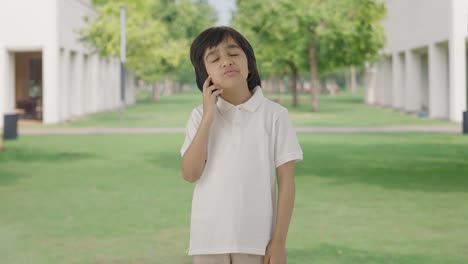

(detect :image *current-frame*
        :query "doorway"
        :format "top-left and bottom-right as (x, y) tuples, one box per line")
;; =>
(15, 52), (43, 121)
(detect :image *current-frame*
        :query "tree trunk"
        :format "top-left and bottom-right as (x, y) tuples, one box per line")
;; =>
(279, 79), (285, 104)
(268, 78), (272, 98)
(175, 82), (182, 94)
(264, 77), (272, 98)
(164, 79), (173, 96)
(173, 82), (179, 94)
(152, 83), (160, 101)
(272, 76), (280, 96)
(309, 41), (319, 111)
(346, 69), (351, 93)
(351, 65), (357, 94)
(288, 62), (298, 107)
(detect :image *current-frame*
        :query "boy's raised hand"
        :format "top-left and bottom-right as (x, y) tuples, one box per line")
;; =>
(202, 76), (223, 125)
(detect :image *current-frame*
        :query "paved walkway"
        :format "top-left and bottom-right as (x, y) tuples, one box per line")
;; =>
(18, 126), (462, 135)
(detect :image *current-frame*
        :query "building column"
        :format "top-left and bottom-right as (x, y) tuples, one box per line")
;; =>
(43, 45), (60, 124)
(448, 0), (467, 122)
(0, 49), (15, 127)
(0, 48), (5, 127)
(90, 54), (99, 113)
(383, 56), (393, 107)
(429, 43), (449, 119)
(59, 48), (70, 121)
(405, 50), (421, 112)
(393, 52), (405, 110)
(69, 52), (77, 117)
(75, 53), (84, 116)
(81, 54), (89, 115)
(420, 52), (429, 113)
(375, 60), (385, 105)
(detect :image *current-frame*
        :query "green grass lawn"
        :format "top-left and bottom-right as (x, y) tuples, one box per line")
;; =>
(27, 88), (456, 128)
(1, 133), (467, 263)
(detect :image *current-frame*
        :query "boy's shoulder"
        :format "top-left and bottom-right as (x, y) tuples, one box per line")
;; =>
(184, 105), (204, 123)
(261, 97), (289, 115)
(190, 104), (204, 115)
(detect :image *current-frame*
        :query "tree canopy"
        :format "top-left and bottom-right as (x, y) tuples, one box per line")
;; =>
(81, 0), (217, 83)
(233, 0), (386, 110)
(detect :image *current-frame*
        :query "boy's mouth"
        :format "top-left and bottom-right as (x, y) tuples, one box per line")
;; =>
(224, 70), (239, 75)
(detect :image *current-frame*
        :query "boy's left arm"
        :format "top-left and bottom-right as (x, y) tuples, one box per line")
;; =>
(264, 160), (296, 264)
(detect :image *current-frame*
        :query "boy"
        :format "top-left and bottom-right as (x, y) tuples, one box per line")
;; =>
(180, 26), (303, 264)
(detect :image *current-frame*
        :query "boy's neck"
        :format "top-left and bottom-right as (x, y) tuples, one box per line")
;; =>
(220, 85), (253, 106)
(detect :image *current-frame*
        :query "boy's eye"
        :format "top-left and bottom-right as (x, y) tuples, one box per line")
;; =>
(230, 54), (239, 56)
(210, 58), (219, 63)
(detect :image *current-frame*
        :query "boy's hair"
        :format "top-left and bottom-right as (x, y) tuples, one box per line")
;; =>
(190, 26), (261, 92)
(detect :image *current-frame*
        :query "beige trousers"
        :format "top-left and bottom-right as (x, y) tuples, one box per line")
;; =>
(192, 253), (264, 264)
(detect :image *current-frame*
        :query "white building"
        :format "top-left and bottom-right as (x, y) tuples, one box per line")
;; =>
(366, 0), (468, 122)
(0, 0), (136, 127)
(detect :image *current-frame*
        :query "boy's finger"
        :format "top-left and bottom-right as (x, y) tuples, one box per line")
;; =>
(210, 90), (222, 101)
(212, 89), (222, 98)
(203, 76), (212, 94)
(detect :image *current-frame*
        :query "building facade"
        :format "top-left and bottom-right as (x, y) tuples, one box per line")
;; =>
(365, 0), (468, 122)
(0, 0), (136, 127)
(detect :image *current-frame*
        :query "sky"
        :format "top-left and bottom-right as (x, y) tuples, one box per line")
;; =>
(207, 0), (236, 26)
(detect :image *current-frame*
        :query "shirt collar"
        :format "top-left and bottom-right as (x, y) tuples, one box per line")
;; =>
(216, 86), (264, 113)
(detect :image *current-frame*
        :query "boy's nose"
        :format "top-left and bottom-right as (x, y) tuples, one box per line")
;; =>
(221, 59), (233, 67)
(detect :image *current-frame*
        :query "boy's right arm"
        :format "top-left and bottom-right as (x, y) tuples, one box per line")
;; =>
(181, 76), (223, 183)
(180, 118), (212, 183)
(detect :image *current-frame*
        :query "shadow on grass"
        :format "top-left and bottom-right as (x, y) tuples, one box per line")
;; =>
(0, 168), (27, 185)
(0, 147), (95, 163)
(296, 141), (468, 193)
(288, 243), (459, 264)
(273, 94), (364, 112)
(0, 145), (96, 185)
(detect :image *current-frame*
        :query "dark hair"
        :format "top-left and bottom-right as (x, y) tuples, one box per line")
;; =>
(190, 26), (261, 92)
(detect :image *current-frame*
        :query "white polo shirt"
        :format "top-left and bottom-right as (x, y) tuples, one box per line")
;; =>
(180, 86), (303, 256)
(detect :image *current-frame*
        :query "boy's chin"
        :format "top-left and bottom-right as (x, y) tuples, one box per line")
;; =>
(218, 80), (247, 90)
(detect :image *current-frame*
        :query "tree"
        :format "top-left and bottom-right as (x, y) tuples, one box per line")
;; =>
(151, 0), (217, 94)
(233, 0), (308, 107)
(233, 0), (386, 111)
(81, 0), (217, 98)
(297, 0), (386, 110)
(82, 0), (174, 82)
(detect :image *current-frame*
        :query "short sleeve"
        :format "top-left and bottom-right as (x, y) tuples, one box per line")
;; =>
(274, 108), (303, 168)
(180, 107), (203, 157)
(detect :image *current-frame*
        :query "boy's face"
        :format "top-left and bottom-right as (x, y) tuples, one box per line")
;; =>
(203, 37), (249, 90)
